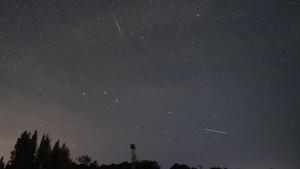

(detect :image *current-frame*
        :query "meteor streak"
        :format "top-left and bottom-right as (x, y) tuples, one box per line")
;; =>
(114, 17), (122, 35)
(204, 128), (227, 135)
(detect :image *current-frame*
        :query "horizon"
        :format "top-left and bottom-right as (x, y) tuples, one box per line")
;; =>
(0, 130), (264, 169)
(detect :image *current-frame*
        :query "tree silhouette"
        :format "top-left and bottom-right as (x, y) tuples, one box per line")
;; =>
(89, 160), (100, 169)
(31, 131), (38, 169)
(0, 157), (5, 169)
(36, 135), (52, 169)
(9, 131), (38, 169)
(4, 131), (73, 169)
(170, 163), (190, 169)
(77, 155), (92, 166)
(49, 140), (71, 169)
(76, 155), (99, 169)
(98, 160), (161, 169)
(137, 160), (160, 169)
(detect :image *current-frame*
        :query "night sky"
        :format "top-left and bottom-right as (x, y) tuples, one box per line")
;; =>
(0, 0), (299, 169)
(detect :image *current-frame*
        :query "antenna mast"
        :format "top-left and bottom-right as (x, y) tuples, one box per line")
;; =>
(130, 144), (137, 169)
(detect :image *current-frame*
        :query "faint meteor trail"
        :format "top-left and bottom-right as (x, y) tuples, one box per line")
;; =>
(204, 128), (227, 135)
(114, 17), (123, 35)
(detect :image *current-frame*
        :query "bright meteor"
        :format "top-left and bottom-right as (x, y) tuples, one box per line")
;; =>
(203, 128), (227, 135)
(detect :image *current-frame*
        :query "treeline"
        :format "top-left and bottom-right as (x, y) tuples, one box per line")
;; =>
(0, 131), (228, 169)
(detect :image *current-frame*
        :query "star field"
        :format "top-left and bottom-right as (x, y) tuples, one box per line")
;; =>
(0, 1), (299, 169)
